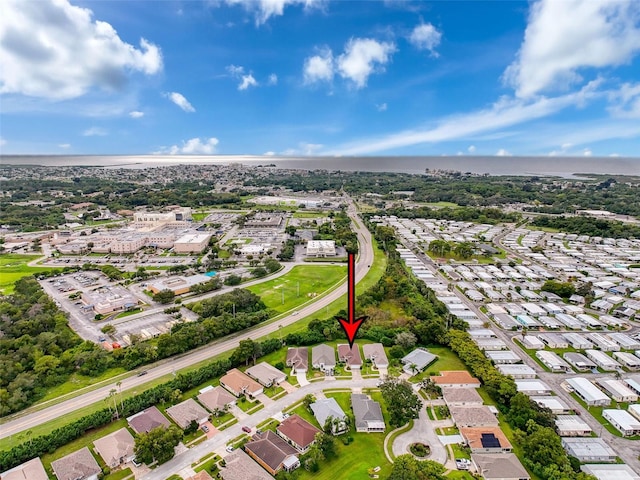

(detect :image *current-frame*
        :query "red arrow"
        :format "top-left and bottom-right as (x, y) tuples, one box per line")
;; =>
(337, 252), (365, 349)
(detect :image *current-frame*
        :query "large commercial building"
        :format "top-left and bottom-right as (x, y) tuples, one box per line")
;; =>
(82, 286), (138, 315)
(174, 233), (212, 253)
(306, 240), (336, 257)
(147, 274), (213, 295)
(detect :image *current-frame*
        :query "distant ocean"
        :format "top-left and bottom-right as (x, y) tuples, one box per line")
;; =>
(1, 155), (639, 177)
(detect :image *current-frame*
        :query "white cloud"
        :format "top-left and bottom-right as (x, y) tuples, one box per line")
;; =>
(408, 23), (442, 56)
(165, 92), (195, 112)
(467, 145), (476, 153)
(263, 151), (276, 156)
(0, 0), (162, 100)
(0, 138), (6, 146)
(129, 111), (144, 118)
(280, 142), (324, 156)
(583, 148), (592, 157)
(609, 153), (620, 157)
(238, 74), (258, 91)
(82, 127), (107, 136)
(376, 102), (388, 112)
(504, 0), (640, 98)
(337, 38), (396, 88)
(267, 73), (278, 85)
(324, 80), (603, 156)
(608, 82), (640, 118)
(223, 0), (325, 26)
(496, 148), (512, 157)
(303, 48), (334, 84)
(226, 64), (245, 76)
(159, 137), (219, 155)
(58, 143), (71, 149)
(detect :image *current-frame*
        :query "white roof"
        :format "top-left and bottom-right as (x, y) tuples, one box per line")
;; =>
(603, 409), (640, 430)
(581, 464), (640, 480)
(565, 378), (610, 403)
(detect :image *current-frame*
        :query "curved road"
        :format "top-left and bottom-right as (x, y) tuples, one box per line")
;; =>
(0, 208), (374, 440)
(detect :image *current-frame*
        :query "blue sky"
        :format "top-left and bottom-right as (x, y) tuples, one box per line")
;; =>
(1, 0), (639, 157)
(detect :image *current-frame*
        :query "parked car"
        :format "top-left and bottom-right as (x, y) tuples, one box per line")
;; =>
(226, 446), (234, 452)
(242, 426), (251, 433)
(202, 425), (209, 433)
(137, 370), (148, 376)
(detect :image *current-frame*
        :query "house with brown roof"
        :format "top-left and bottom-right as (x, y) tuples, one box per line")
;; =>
(219, 449), (273, 480)
(430, 371), (481, 388)
(165, 398), (210, 429)
(93, 427), (135, 468)
(362, 343), (389, 369)
(51, 447), (101, 480)
(337, 344), (362, 370)
(246, 362), (287, 387)
(0, 457), (48, 480)
(127, 406), (171, 435)
(442, 387), (484, 407)
(471, 453), (530, 480)
(460, 427), (512, 453)
(244, 431), (300, 476)
(450, 406), (499, 428)
(220, 368), (264, 398)
(286, 347), (308, 374)
(197, 386), (236, 414)
(276, 414), (321, 453)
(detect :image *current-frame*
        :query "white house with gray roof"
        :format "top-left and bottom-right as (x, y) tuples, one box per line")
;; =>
(401, 348), (437, 375)
(351, 394), (385, 433)
(310, 398), (348, 434)
(311, 344), (336, 375)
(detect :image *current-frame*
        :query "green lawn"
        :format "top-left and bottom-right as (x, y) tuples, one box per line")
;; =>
(447, 471), (475, 480)
(263, 385), (285, 398)
(115, 307), (143, 319)
(236, 397), (260, 412)
(103, 467), (133, 480)
(0, 254), (54, 294)
(247, 265), (347, 314)
(211, 411), (235, 427)
(408, 346), (468, 383)
(192, 212), (208, 221)
(297, 425), (391, 480)
(293, 212), (329, 219)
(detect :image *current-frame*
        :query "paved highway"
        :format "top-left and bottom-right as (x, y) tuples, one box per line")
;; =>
(0, 209), (374, 440)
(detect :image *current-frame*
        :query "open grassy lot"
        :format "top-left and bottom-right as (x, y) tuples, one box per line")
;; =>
(408, 346), (469, 383)
(0, 254), (53, 294)
(293, 211), (328, 219)
(248, 265), (346, 314)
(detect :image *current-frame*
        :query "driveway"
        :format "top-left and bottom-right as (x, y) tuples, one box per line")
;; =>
(392, 406), (447, 465)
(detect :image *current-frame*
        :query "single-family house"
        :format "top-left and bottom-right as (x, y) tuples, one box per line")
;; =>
(197, 386), (236, 414)
(286, 347), (308, 374)
(460, 427), (512, 453)
(351, 394), (385, 433)
(602, 409), (640, 437)
(471, 453), (530, 480)
(165, 398), (210, 429)
(362, 343), (389, 369)
(441, 387), (484, 407)
(220, 369), (264, 398)
(127, 406), (172, 434)
(450, 406), (499, 427)
(430, 371), (481, 389)
(244, 431), (300, 476)
(337, 344), (362, 370)
(276, 414), (321, 453)
(51, 447), (101, 480)
(0, 458), (48, 480)
(310, 398), (349, 434)
(555, 416), (593, 436)
(311, 344), (336, 375)
(401, 348), (437, 375)
(246, 362), (287, 388)
(93, 428), (135, 468)
(562, 438), (617, 462)
(219, 449), (273, 480)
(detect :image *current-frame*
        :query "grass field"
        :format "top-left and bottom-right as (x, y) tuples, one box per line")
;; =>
(293, 211), (328, 219)
(192, 212), (208, 221)
(0, 254), (53, 294)
(247, 265), (346, 314)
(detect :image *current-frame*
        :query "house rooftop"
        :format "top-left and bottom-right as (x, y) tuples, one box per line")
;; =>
(245, 430), (298, 472)
(93, 427), (135, 467)
(277, 414), (321, 450)
(219, 449), (272, 480)
(472, 453), (530, 480)
(0, 458), (48, 480)
(51, 447), (101, 480)
(430, 371), (481, 386)
(127, 406), (171, 434)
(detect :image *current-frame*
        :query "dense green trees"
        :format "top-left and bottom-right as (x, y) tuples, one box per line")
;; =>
(134, 425), (182, 464)
(153, 289), (175, 304)
(380, 378), (422, 428)
(387, 455), (445, 480)
(532, 215), (640, 239)
(541, 280), (575, 299)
